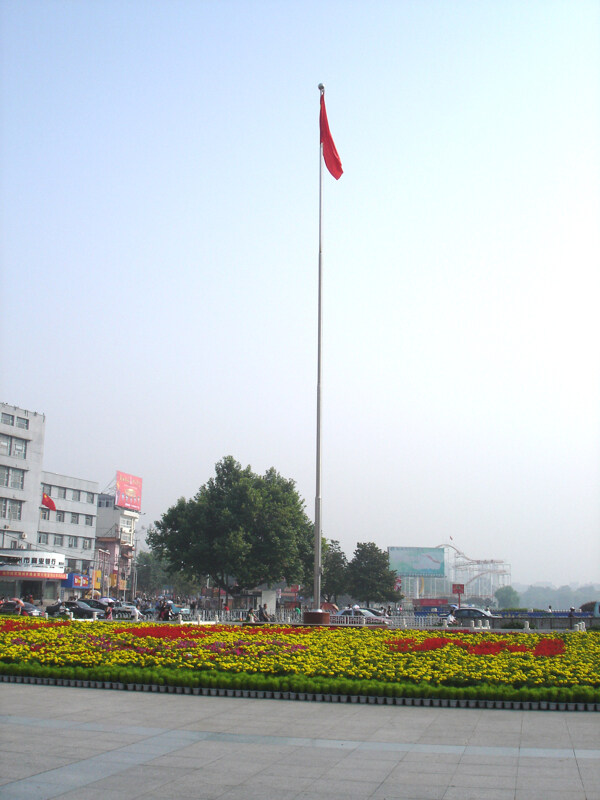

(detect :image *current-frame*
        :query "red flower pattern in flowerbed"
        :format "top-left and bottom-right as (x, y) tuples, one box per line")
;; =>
(387, 636), (565, 657)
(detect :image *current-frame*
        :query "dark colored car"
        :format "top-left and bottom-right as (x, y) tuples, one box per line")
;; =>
(0, 601), (42, 617)
(46, 600), (105, 620)
(84, 598), (111, 614)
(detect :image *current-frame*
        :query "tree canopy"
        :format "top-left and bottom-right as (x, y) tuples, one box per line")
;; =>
(147, 456), (314, 596)
(321, 539), (348, 603)
(347, 541), (398, 605)
(494, 585), (521, 609)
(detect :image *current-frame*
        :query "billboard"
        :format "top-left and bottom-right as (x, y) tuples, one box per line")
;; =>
(388, 546), (445, 577)
(62, 573), (91, 589)
(115, 471), (143, 511)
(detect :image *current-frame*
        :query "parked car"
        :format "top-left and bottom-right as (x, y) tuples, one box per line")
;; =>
(444, 607), (500, 622)
(112, 601), (140, 620)
(333, 608), (391, 626)
(0, 600), (42, 617)
(365, 607), (388, 617)
(84, 598), (111, 613)
(46, 600), (105, 620)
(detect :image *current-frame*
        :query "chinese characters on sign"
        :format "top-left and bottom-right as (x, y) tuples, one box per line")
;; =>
(115, 471), (143, 511)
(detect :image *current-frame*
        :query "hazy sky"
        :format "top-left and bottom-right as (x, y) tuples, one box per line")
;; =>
(2, 1), (599, 587)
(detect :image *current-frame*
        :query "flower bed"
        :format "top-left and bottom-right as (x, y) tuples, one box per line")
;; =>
(1, 618), (598, 705)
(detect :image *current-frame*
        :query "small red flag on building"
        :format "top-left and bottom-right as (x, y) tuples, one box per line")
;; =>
(41, 492), (56, 511)
(320, 93), (343, 180)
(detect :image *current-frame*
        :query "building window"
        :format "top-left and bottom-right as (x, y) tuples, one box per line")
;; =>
(42, 484), (52, 496)
(0, 468), (23, 491)
(1, 498), (22, 520)
(40, 508), (49, 520)
(84, 515), (93, 526)
(11, 438), (27, 459)
(56, 511), (65, 523)
(9, 469), (25, 490)
(71, 489), (80, 502)
(82, 538), (92, 550)
(16, 417), (29, 430)
(70, 513), (79, 524)
(38, 533), (48, 545)
(57, 487), (66, 499)
(68, 537), (78, 548)
(54, 535), (63, 546)
(0, 435), (10, 457)
(86, 492), (94, 503)
(1, 413), (14, 425)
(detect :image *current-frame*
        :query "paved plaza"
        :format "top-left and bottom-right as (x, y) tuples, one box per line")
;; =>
(0, 684), (599, 799)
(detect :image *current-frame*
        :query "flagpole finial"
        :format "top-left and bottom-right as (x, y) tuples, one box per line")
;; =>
(318, 83), (324, 92)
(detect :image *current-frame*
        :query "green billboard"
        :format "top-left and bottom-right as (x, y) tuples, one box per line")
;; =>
(388, 546), (445, 577)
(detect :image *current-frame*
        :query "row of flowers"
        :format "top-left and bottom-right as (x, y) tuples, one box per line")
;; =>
(1, 619), (598, 703)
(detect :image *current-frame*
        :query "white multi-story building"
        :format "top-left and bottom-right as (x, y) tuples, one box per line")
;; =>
(1, 402), (144, 602)
(1, 402), (99, 601)
(39, 471), (99, 576)
(0, 403), (46, 549)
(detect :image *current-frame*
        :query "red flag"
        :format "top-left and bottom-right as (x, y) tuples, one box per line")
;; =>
(320, 93), (343, 180)
(41, 492), (56, 511)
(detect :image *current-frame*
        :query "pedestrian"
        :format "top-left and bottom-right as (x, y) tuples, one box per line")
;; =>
(105, 605), (113, 621)
(569, 607), (575, 629)
(258, 603), (270, 622)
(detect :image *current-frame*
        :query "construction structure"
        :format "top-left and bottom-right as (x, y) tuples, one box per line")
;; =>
(389, 544), (511, 606)
(442, 542), (511, 600)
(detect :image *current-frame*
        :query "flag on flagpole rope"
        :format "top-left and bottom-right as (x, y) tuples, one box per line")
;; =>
(41, 492), (56, 511)
(319, 93), (343, 179)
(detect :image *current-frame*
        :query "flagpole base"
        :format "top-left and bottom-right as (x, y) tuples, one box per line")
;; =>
(303, 610), (330, 625)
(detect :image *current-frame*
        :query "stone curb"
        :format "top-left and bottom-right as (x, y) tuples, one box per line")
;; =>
(1, 674), (598, 712)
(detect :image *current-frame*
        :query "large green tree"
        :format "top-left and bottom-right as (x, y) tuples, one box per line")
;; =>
(347, 542), (397, 606)
(321, 539), (348, 604)
(148, 456), (314, 596)
(494, 585), (521, 609)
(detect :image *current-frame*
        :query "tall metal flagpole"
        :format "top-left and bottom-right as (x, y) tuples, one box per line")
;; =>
(314, 83), (325, 610)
